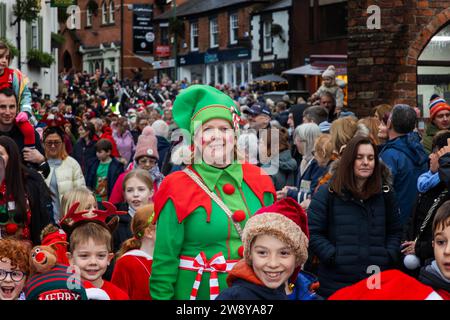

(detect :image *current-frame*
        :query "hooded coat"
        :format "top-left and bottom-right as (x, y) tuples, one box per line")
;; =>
(380, 132), (428, 225)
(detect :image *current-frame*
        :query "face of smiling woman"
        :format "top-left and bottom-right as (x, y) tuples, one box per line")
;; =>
(194, 118), (235, 168)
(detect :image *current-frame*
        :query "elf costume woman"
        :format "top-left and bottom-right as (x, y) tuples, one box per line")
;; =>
(150, 85), (276, 300)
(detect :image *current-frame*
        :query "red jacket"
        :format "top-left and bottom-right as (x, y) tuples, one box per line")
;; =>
(100, 125), (120, 158)
(111, 250), (153, 300)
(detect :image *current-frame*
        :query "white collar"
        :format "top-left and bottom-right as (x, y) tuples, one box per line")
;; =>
(122, 249), (152, 260)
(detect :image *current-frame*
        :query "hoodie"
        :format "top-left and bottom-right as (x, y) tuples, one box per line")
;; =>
(380, 132), (428, 225)
(215, 260), (287, 300)
(419, 261), (450, 300)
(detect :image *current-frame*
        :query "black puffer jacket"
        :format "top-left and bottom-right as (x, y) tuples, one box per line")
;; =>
(308, 182), (402, 298)
(24, 168), (52, 245)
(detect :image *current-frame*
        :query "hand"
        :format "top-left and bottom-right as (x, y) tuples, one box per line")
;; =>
(276, 186), (296, 200)
(401, 241), (416, 255)
(429, 153), (439, 173)
(300, 198), (311, 210)
(22, 147), (45, 164)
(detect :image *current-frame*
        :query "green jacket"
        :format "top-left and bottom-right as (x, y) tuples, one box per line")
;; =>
(150, 163), (275, 300)
(422, 122), (439, 154)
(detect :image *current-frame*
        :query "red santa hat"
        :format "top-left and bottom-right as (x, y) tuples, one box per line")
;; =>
(243, 198), (309, 268)
(328, 270), (443, 300)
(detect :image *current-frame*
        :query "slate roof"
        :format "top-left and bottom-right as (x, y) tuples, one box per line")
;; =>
(155, 0), (268, 20)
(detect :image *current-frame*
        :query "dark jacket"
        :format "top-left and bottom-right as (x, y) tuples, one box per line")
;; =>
(308, 183), (403, 298)
(0, 124), (50, 178)
(85, 157), (124, 200)
(263, 149), (297, 191)
(72, 137), (98, 175)
(216, 260), (287, 300)
(419, 262), (450, 300)
(24, 168), (52, 245)
(380, 132), (428, 224)
(111, 202), (132, 253)
(287, 159), (327, 203)
(156, 135), (170, 171)
(403, 182), (449, 264)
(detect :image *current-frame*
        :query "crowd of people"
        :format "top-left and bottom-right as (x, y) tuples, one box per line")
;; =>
(0, 39), (450, 301)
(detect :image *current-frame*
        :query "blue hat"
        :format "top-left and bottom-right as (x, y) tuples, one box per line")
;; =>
(244, 103), (271, 117)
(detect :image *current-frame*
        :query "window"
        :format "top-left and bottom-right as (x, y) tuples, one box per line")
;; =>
(31, 22), (39, 49)
(229, 13), (238, 45)
(263, 21), (272, 52)
(160, 27), (169, 45)
(319, 2), (347, 39)
(109, 1), (115, 23)
(210, 18), (218, 48)
(102, 1), (108, 24)
(0, 3), (6, 38)
(190, 21), (198, 51)
(86, 7), (93, 27)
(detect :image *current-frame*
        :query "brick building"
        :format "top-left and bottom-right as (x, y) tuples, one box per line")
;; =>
(287, 0), (348, 93)
(153, 0), (270, 85)
(347, 1), (450, 117)
(59, 0), (168, 80)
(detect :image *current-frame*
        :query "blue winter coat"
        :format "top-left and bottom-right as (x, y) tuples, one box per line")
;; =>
(379, 132), (428, 224)
(85, 157), (125, 200)
(308, 184), (403, 298)
(287, 271), (321, 300)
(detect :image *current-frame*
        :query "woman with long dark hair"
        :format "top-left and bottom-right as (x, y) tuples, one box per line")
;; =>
(72, 122), (98, 174)
(308, 135), (402, 298)
(0, 136), (51, 245)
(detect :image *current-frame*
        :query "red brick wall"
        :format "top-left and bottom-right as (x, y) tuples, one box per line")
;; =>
(347, 1), (450, 116)
(59, 0), (159, 79)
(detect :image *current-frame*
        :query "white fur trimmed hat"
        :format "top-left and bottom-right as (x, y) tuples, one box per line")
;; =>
(242, 198), (309, 267)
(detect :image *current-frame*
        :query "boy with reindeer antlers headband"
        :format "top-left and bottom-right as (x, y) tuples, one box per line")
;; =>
(60, 201), (130, 300)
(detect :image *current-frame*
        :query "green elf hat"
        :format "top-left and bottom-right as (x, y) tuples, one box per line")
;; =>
(172, 84), (241, 134)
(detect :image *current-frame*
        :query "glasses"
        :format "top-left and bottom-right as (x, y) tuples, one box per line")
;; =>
(45, 141), (62, 147)
(0, 269), (26, 282)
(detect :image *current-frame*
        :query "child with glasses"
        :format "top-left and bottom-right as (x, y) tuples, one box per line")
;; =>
(0, 239), (30, 300)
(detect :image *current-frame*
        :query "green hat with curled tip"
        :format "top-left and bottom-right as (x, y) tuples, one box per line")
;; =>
(172, 85), (241, 134)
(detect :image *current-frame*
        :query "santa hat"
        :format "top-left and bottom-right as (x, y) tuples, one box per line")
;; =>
(328, 270), (443, 300)
(242, 198), (309, 268)
(134, 126), (159, 160)
(41, 226), (69, 266)
(322, 65), (336, 79)
(428, 96), (450, 120)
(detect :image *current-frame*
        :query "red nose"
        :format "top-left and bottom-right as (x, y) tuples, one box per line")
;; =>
(35, 252), (46, 263)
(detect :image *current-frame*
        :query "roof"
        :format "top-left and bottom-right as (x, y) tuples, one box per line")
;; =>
(258, 0), (292, 13)
(155, 0), (267, 20)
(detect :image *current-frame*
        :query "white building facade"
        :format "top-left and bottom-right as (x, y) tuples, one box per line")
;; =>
(0, 0), (59, 99)
(250, 0), (291, 78)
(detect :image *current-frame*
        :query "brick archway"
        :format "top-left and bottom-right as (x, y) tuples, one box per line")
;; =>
(407, 8), (450, 62)
(394, 8), (450, 107)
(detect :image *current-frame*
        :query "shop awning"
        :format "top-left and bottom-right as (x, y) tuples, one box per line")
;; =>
(283, 54), (347, 76)
(252, 74), (288, 82)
